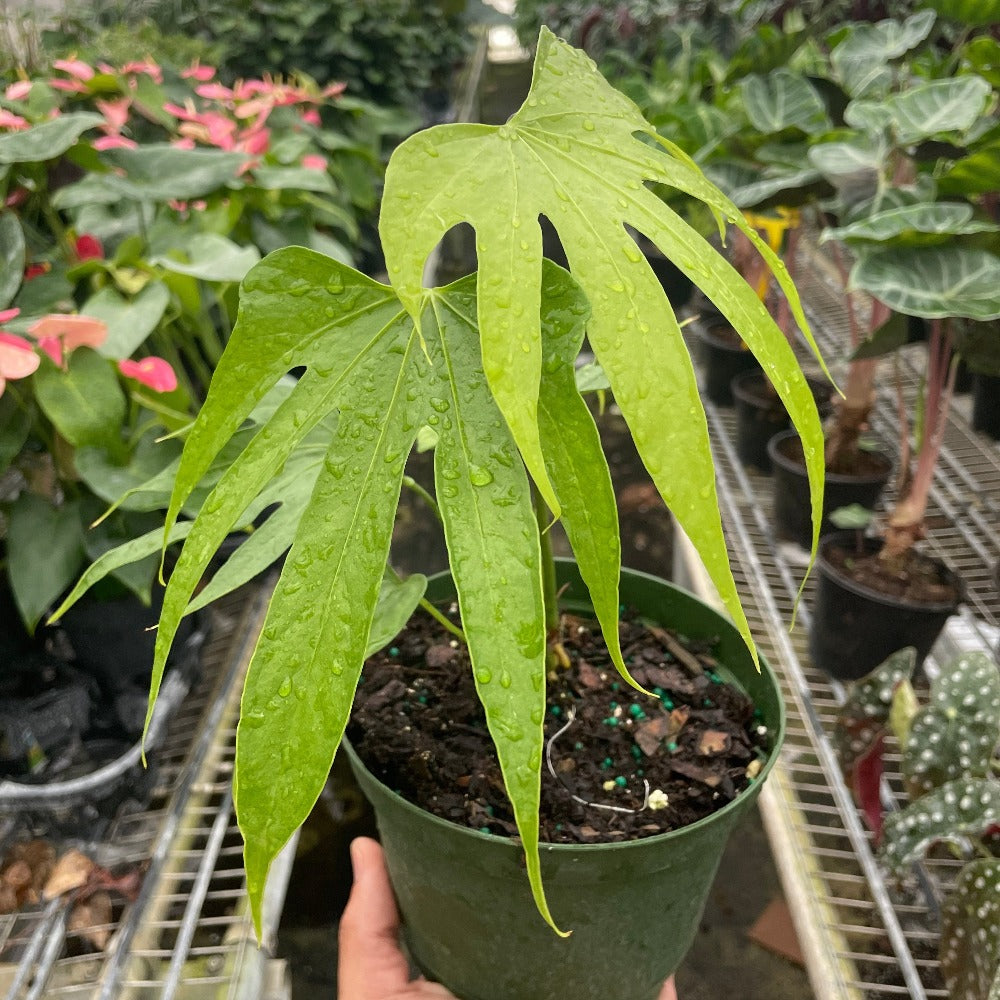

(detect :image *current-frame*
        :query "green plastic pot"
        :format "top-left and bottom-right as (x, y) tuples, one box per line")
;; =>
(345, 560), (785, 1000)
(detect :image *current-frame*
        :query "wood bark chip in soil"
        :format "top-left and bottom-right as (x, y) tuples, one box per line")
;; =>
(348, 608), (769, 845)
(823, 540), (961, 606)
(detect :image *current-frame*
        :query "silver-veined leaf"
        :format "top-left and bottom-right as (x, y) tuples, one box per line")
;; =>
(822, 203), (998, 246)
(739, 70), (829, 135)
(831, 12), (935, 97)
(851, 247), (1000, 320)
(0, 211), (25, 309)
(881, 77), (993, 145)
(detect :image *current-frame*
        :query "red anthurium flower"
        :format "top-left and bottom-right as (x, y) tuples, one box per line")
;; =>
(118, 356), (177, 393)
(5, 80), (31, 101)
(181, 63), (216, 82)
(24, 262), (50, 281)
(27, 314), (108, 367)
(74, 234), (104, 261)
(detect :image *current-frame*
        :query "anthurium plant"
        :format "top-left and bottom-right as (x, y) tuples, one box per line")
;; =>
(0, 52), (410, 631)
(835, 648), (1000, 1000)
(57, 28), (828, 932)
(807, 10), (1000, 559)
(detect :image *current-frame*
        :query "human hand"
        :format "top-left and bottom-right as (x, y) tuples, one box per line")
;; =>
(339, 837), (456, 998)
(338, 836), (678, 1000)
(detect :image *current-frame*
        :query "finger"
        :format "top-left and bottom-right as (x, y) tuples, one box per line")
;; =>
(658, 975), (678, 1000)
(338, 838), (413, 999)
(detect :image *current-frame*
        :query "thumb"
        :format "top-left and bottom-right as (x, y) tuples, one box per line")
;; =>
(338, 838), (412, 999)
(658, 976), (678, 1000)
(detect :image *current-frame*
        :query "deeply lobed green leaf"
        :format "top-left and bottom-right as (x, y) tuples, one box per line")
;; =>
(381, 27), (829, 660)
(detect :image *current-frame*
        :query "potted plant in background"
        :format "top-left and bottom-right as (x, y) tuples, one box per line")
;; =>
(54, 28), (829, 1000)
(834, 647), (1000, 1000)
(801, 47), (999, 677)
(0, 52), (407, 808)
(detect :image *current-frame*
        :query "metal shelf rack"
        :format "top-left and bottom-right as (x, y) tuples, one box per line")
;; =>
(676, 245), (999, 1000)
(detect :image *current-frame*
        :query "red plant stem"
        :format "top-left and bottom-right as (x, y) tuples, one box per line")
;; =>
(883, 319), (957, 560)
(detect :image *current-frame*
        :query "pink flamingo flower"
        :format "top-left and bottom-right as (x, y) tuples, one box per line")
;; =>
(27, 314), (107, 368)
(0, 309), (40, 398)
(118, 357), (177, 393)
(5, 80), (32, 101)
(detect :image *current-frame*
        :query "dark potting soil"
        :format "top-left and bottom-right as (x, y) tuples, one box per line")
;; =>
(347, 609), (769, 846)
(824, 541), (960, 605)
(778, 433), (888, 478)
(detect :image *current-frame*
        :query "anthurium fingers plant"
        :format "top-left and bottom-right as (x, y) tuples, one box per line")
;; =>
(836, 648), (1000, 999)
(63, 29), (829, 934)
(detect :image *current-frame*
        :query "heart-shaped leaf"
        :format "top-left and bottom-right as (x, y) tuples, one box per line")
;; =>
(380, 28), (828, 655)
(151, 234), (260, 283)
(830, 12), (936, 98)
(851, 247), (1000, 321)
(80, 282), (171, 359)
(923, 0), (1000, 26)
(0, 113), (103, 164)
(822, 203), (998, 247)
(739, 70), (830, 135)
(879, 77), (993, 145)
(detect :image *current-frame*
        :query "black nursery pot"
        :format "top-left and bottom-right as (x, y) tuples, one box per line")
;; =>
(767, 430), (893, 549)
(731, 371), (789, 471)
(972, 373), (1000, 440)
(697, 324), (761, 406)
(808, 532), (962, 681)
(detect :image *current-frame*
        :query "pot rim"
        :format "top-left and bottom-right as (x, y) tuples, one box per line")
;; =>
(767, 428), (893, 486)
(345, 563), (786, 855)
(816, 530), (964, 612)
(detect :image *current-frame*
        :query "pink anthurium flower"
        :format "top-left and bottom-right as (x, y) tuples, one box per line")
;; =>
(0, 110), (29, 130)
(53, 58), (95, 81)
(49, 78), (89, 94)
(27, 314), (108, 368)
(0, 310), (38, 399)
(300, 108), (321, 126)
(322, 82), (347, 98)
(238, 126), (269, 155)
(4, 81), (31, 101)
(181, 63), (216, 82)
(302, 153), (327, 171)
(118, 356), (177, 392)
(93, 134), (137, 151)
(195, 82), (234, 101)
(120, 60), (162, 83)
(96, 97), (131, 131)
(0, 332), (40, 398)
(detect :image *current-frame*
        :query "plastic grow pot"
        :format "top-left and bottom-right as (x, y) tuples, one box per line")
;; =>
(345, 559), (785, 1000)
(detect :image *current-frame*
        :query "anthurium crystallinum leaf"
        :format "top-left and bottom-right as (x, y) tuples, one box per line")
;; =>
(381, 27), (828, 657)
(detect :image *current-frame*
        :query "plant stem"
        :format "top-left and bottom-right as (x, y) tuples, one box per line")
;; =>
(387, 564), (466, 643)
(418, 597), (466, 643)
(534, 485), (559, 635)
(402, 475), (442, 523)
